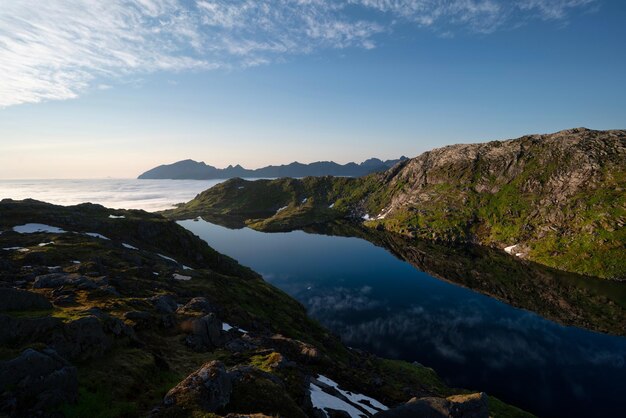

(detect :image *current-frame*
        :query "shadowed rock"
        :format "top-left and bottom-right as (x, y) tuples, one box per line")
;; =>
(0, 348), (78, 416)
(0, 287), (52, 311)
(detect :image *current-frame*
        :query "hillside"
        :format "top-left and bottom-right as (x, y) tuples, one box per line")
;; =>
(138, 157), (407, 180)
(165, 128), (626, 279)
(0, 199), (529, 417)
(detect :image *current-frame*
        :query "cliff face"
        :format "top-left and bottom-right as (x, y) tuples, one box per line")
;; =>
(166, 128), (626, 279)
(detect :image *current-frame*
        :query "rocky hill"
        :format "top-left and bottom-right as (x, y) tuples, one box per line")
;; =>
(138, 157), (407, 180)
(165, 128), (626, 279)
(0, 199), (529, 417)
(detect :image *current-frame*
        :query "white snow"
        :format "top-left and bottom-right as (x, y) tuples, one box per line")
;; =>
(152, 272), (159, 276)
(316, 375), (387, 415)
(183, 265), (193, 270)
(172, 273), (192, 281)
(276, 206), (288, 214)
(38, 242), (54, 247)
(158, 253), (178, 263)
(329, 203), (335, 208)
(122, 243), (138, 250)
(85, 232), (110, 240)
(2, 247), (24, 251)
(362, 214), (371, 221)
(302, 198), (308, 203)
(504, 244), (518, 254)
(108, 215), (125, 219)
(13, 224), (66, 234)
(309, 383), (365, 418)
(72, 260), (81, 264)
(18, 248), (29, 252)
(222, 322), (248, 333)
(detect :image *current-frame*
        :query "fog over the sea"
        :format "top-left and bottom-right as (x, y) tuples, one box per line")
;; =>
(0, 179), (226, 211)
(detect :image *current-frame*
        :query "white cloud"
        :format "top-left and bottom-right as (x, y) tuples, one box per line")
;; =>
(0, 0), (597, 108)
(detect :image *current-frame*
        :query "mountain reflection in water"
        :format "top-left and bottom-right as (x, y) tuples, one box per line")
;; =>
(180, 219), (626, 418)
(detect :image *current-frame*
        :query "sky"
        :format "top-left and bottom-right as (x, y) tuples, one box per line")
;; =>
(0, 0), (625, 179)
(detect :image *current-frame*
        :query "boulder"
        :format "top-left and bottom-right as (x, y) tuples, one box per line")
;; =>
(0, 348), (78, 416)
(185, 313), (223, 350)
(33, 273), (95, 289)
(163, 360), (232, 412)
(177, 296), (215, 315)
(0, 287), (52, 311)
(50, 316), (112, 361)
(150, 294), (178, 314)
(373, 392), (488, 418)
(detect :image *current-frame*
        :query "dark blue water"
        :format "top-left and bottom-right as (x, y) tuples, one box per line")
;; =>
(180, 220), (626, 418)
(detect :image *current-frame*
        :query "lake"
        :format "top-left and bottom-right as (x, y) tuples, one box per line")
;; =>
(180, 219), (626, 418)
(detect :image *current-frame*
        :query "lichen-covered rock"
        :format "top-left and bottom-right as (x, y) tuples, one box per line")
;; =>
(177, 296), (215, 315)
(162, 360), (232, 413)
(0, 348), (78, 416)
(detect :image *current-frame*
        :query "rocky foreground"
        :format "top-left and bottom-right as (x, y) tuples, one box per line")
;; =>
(0, 200), (531, 417)
(165, 128), (626, 280)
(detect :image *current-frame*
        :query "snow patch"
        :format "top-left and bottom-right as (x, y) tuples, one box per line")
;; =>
(38, 242), (54, 247)
(276, 206), (288, 214)
(329, 203), (335, 208)
(504, 244), (518, 254)
(182, 265), (193, 270)
(222, 323), (233, 332)
(72, 260), (81, 264)
(158, 253), (178, 263)
(302, 197), (308, 204)
(2, 247), (24, 251)
(362, 214), (371, 221)
(315, 375), (388, 415)
(13, 224), (66, 234)
(85, 232), (110, 240)
(309, 383), (364, 418)
(172, 273), (192, 281)
(122, 243), (138, 250)
(108, 215), (125, 219)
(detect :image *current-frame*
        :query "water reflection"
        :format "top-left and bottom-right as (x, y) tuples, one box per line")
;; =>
(180, 219), (626, 418)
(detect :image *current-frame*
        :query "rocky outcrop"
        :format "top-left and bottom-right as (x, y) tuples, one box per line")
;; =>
(0, 348), (78, 416)
(374, 392), (488, 418)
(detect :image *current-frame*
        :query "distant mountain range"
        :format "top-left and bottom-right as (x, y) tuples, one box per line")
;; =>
(138, 157), (408, 180)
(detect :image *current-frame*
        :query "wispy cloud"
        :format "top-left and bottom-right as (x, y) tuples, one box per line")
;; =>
(0, 0), (597, 107)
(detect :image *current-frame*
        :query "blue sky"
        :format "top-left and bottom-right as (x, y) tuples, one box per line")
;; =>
(0, 0), (625, 178)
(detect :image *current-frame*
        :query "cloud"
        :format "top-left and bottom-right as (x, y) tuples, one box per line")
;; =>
(0, 0), (597, 107)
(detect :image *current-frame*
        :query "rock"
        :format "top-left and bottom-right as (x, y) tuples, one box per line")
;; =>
(162, 360), (232, 412)
(177, 296), (215, 315)
(124, 310), (152, 322)
(373, 392), (488, 418)
(51, 316), (112, 361)
(33, 273), (96, 289)
(150, 294), (178, 314)
(267, 334), (322, 364)
(0, 348), (78, 416)
(185, 313), (223, 351)
(0, 287), (52, 311)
